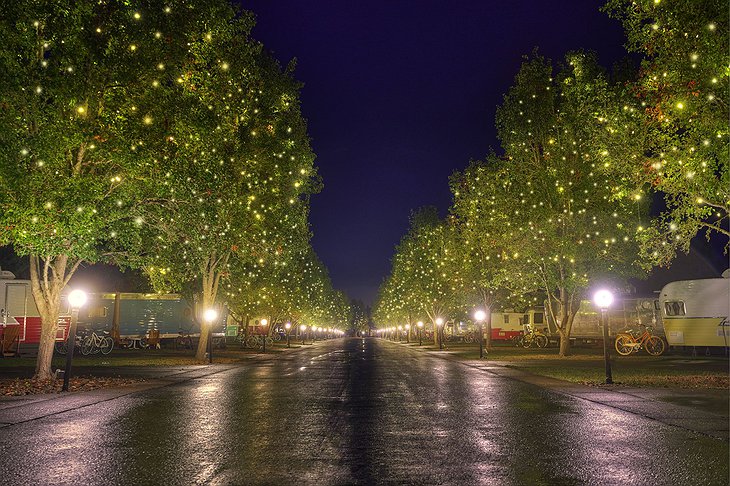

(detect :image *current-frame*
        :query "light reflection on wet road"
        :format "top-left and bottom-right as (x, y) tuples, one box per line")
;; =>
(0, 337), (727, 485)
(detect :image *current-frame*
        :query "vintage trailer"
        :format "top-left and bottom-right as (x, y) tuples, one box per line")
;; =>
(79, 292), (221, 339)
(0, 268), (218, 348)
(659, 273), (729, 348)
(488, 311), (526, 341)
(0, 272), (70, 347)
(541, 297), (663, 343)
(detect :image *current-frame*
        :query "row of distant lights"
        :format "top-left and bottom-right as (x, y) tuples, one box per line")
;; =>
(376, 296), (614, 332)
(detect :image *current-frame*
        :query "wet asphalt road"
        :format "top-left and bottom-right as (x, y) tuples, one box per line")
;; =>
(0, 337), (727, 485)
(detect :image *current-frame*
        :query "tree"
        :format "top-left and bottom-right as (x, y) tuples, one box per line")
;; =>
(0, 1), (227, 379)
(450, 158), (518, 349)
(134, 13), (318, 361)
(489, 52), (647, 356)
(603, 0), (729, 266)
(375, 208), (458, 346)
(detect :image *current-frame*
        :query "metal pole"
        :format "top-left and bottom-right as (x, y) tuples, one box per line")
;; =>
(262, 331), (266, 353)
(438, 326), (443, 350)
(418, 329), (422, 346)
(601, 308), (613, 384)
(479, 323), (484, 359)
(62, 307), (79, 392)
(208, 325), (213, 364)
(287, 331), (291, 348)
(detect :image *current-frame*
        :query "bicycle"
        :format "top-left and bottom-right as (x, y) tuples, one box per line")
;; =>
(614, 324), (666, 356)
(519, 329), (549, 348)
(54, 334), (83, 355)
(81, 329), (114, 355)
(175, 330), (194, 349)
(245, 334), (273, 349)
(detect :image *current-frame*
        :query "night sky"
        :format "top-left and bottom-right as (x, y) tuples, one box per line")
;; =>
(243, 0), (634, 305)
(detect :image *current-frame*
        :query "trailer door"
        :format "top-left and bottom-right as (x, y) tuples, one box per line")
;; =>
(5, 283), (28, 340)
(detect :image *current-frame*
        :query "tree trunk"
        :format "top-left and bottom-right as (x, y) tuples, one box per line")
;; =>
(554, 288), (578, 357)
(195, 255), (222, 362)
(29, 254), (75, 381)
(558, 329), (570, 356)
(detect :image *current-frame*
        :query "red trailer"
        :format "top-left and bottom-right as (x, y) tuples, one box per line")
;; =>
(0, 272), (70, 349)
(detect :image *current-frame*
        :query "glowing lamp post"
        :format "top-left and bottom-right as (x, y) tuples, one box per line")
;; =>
(300, 324), (306, 345)
(62, 289), (87, 392)
(405, 323), (411, 343)
(417, 321), (424, 346)
(435, 318), (444, 350)
(474, 309), (487, 359)
(261, 318), (268, 353)
(203, 309), (218, 364)
(594, 289), (614, 384)
(285, 322), (292, 348)
(397, 325), (403, 342)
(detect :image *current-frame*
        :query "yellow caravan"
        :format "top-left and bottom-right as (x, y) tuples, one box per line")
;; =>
(659, 272), (730, 348)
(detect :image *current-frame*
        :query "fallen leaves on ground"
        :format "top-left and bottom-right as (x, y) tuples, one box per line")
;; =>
(0, 376), (147, 396)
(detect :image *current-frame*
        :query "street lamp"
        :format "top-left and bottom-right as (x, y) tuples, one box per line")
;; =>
(285, 322), (291, 348)
(435, 318), (444, 350)
(405, 323), (411, 343)
(397, 325), (403, 342)
(261, 318), (268, 353)
(474, 309), (487, 359)
(417, 321), (424, 346)
(62, 289), (87, 392)
(594, 289), (614, 384)
(203, 308), (218, 364)
(300, 324), (306, 345)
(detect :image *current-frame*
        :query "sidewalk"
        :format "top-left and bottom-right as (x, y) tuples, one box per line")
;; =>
(409, 342), (730, 441)
(0, 364), (239, 427)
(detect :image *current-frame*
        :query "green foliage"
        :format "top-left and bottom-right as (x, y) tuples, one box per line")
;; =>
(603, 0), (729, 266)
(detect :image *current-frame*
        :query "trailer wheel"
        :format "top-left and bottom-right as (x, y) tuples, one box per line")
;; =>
(645, 336), (665, 356)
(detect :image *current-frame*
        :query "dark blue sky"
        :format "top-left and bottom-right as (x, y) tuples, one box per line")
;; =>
(242, 1), (724, 305)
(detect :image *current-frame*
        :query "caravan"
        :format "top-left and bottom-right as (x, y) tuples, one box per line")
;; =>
(0, 271), (70, 347)
(659, 273), (730, 349)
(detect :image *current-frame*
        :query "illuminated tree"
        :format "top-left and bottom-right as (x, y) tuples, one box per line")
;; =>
(603, 0), (729, 265)
(0, 1), (232, 379)
(375, 208), (459, 345)
(489, 52), (647, 356)
(133, 13), (318, 361)
(449, 159), (517, 349)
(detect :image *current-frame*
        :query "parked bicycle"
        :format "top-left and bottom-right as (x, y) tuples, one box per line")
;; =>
(175, 329), (194, 349)
(519, 328), (549, 348)
(81, 329), (114, 355)
(54, 334), (83, 355)
(614, 324), (666, 356)
(245, 334), (273, 349)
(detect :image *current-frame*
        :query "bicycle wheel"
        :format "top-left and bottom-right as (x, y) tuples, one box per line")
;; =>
(54, 341), (68, 355)
(535, 335), (549, 348)
(265, 337), (274, 346)
(81, 337), (94, 356)
(614, 335), (633, 356)
(645, 336), (666, 356)
(464, 335), (474, 344)
(273, 333), (282, 342)
(522, 336), (533, 348)
(245, 336), (257, 348)
(101, 337), (114, 355)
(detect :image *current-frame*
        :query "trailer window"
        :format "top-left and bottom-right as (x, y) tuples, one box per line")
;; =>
(87, 306), (107, 318)
(533, 313), (544, 324)
(664, 301), (686, 317)
(503, 315), (510, 324)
